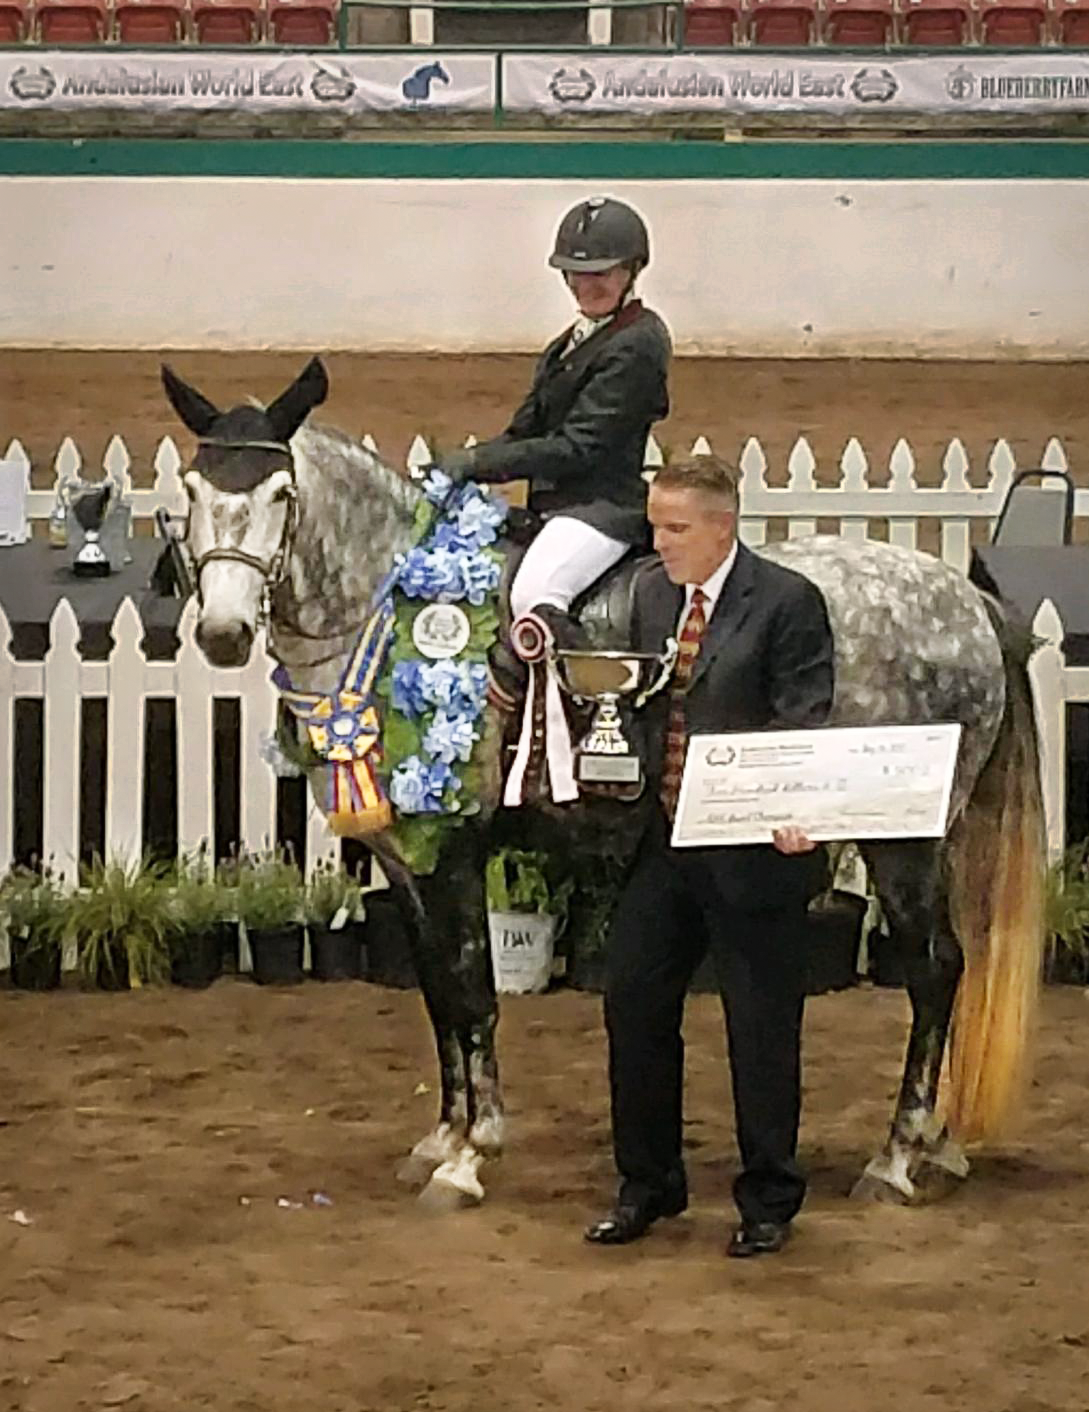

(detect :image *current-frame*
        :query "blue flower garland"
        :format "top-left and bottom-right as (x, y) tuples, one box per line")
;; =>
(378, 470), (507, 871)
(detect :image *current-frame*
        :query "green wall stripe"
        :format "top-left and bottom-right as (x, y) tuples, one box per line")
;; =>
(2, 137), (1089, 179)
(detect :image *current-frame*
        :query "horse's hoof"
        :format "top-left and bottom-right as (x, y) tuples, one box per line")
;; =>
(396, 1153), (441, 1188)
(417, 1174), (483, 1214)
(849, 1172), (912, 1205)
(909, 1161), (967, 1205)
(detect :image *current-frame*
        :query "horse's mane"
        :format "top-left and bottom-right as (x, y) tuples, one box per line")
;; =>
(269, 419), (421, 682)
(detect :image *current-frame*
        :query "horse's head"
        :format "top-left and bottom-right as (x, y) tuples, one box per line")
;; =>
(162, 357), (329, 667)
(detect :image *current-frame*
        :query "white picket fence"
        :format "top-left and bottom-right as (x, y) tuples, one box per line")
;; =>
(5, 428), (1088, 575)
(0, 429), (1085, 879)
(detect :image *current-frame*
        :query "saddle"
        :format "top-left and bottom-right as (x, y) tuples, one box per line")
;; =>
(496, 507), (654, 654)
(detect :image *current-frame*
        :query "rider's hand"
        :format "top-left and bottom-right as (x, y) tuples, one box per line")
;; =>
(441, 448), (478, 483)
(772, 825), (817, 855)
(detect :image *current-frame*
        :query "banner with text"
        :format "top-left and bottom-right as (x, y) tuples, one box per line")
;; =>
(0, 51), (495, 113)
(503, 52), (1089, 116)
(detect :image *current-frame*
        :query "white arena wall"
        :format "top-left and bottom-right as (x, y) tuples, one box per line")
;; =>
(3, 175), (1089, 358)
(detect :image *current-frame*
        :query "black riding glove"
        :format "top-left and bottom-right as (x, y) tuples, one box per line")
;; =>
(439, 448), (478, 483)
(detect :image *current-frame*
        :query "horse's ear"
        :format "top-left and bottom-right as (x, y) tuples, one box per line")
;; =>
(161, 364), (221, 437)
(265, 357), (329, 443)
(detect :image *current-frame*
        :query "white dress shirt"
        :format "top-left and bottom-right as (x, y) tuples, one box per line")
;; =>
(682, 540), (739, 624)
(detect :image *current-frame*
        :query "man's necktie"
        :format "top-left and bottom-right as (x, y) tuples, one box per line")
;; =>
(660, 588), (708, 821)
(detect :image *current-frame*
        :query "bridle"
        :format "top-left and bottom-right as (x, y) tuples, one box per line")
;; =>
(184, 436), (299, 627)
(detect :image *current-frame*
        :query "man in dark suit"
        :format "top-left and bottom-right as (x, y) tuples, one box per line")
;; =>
(585, 454), (835, 1259)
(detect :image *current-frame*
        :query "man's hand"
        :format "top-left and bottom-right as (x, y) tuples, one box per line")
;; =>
(772, 825), (817, 855)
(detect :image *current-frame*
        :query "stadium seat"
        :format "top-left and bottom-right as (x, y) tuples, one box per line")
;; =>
(0, 0), (30, 40)
(115, 0), (186, 40)
(1056, 0), (1089, 43)
(900, 0), (972, 42)
(682, 0), (743, 44)
(825, 0), (895, 43)
(268, 0), (336, 42)
(191, 0), (261, 42)
(978, 0), (1046, 41)
(749, 0), (817, 44)
(36, 0), (108, 40)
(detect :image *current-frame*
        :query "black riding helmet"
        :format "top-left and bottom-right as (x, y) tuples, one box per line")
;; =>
(549, 197), (650, 274)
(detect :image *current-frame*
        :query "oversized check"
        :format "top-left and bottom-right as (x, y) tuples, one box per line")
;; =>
(671, 723), (962, 848)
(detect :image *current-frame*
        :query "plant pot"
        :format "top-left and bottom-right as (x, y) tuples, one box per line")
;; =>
(488, 910), (557, 995)
(806, 891), (866, 996)
(88, 944), (131, 991)
(568, 950), (607, 994)
(363, 893), (417, 990)
(868, 926), (906, 989)
(170, 926), (227, 989)
(248, 925), (305, 986)
(1044, 945), (1089, 986)
(10, 934), (62, 992)
(309, 922), (364, 982)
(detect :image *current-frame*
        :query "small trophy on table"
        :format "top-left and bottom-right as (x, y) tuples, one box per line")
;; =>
(70, 484), (115, 579)
(552, 642), (677, 801)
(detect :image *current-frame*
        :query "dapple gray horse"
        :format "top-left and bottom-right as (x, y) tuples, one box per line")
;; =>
(164, 357), (1045, 1211)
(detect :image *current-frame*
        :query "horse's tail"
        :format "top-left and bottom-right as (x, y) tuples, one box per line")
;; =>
(946, 603), (1046, 1143)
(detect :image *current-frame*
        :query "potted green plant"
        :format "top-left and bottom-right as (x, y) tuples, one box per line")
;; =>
(362, 889), (418, 990)
(69, 855), (173, 991)
(1, 865), (68, 991)
(1044, 841), (1089, 985)
(485, 849), (573, 995)
(168, 852), (234, 989)
(235, 850), (305, 986)
(305, 860), (365, 981)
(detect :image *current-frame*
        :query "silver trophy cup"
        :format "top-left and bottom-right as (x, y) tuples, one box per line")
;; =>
(552, 641), (678, 797)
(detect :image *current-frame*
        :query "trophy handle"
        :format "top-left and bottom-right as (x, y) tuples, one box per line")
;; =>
(634, 637), (679, 709)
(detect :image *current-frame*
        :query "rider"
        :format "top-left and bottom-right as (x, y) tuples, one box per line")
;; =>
(441, 196), (672, 697)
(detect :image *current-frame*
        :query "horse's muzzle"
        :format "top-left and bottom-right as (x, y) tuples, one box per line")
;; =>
(195, 618), (255, 668)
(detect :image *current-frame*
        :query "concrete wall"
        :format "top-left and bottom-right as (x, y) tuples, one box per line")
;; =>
(3, 176), (1087, 357)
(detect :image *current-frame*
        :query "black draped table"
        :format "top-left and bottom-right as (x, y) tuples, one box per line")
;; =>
(0, 539), (183, 661)
(969, 546), (1089, 667)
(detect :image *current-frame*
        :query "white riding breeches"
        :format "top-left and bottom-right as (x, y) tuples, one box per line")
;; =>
(510, 516), (629, 620)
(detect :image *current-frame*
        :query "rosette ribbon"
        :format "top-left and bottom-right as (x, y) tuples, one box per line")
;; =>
(275, 598), (396, 836)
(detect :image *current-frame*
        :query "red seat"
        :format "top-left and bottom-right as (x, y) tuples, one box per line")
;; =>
(749, 0), (817, 43)
(1056, 0), (1089, 42)
(825, 0), (895, 42)
(36, 0), (107, 40)
(268, 0), (335, 41)
(0, 0), (30, 39)
(115, 0), (185, 39)
(683, 0), (743, 43)
(192, 0), (261, 41)
(901, 0), (972, 42)
(979, 0), (1046, 41)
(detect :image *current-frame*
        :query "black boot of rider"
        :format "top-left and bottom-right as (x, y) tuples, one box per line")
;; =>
(488, 602), (584, 710)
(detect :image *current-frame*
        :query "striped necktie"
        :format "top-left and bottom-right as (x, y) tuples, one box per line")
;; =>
(660, 588), (708, 821)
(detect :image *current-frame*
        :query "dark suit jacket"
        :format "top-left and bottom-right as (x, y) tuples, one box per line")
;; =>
(467, 301), (671, 545)
(633, 544), (836, 909)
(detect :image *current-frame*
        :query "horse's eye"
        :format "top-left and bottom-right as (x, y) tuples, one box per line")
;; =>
(272, 484), (293, 505)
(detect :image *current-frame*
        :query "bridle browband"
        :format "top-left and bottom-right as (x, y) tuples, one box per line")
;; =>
(184, 435), (299, 627)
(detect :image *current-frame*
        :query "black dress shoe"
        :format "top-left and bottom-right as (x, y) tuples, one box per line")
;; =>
(727, 1221), (791, 1259)
(584, 1186), (688, 1246)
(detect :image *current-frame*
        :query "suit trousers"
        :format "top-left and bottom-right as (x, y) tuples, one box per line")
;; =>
(604, 819), (809, 1227)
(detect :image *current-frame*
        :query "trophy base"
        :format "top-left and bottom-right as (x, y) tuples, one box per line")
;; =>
(73, 560), (112, 580)
(576, 753), (644, 802)
(577, 754), (640, 785)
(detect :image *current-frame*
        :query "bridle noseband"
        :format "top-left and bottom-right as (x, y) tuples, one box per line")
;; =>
(184, 436), (299, 626)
